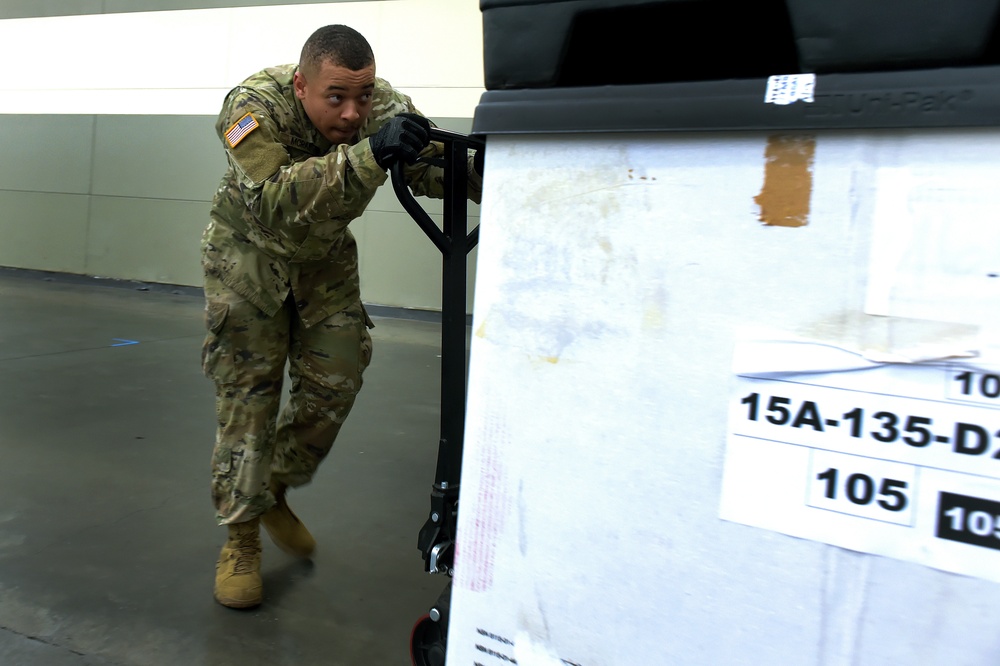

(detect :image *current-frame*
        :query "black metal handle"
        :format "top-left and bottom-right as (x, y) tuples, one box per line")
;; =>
(390, 128), (484, 258)
(389, 126), (486, 575)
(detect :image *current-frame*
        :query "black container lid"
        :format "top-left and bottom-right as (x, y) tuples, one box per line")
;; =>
(473, 65), (1000, 135)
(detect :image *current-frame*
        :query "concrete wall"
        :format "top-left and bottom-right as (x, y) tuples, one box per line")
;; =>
(0, 0), (483, 312)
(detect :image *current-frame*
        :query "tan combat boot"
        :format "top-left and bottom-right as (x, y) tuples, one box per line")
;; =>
(261, 481), (316, 558)
(214, 518), (263, 609)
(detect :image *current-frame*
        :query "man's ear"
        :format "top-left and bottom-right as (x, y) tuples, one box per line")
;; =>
(292, 70), (307, 100)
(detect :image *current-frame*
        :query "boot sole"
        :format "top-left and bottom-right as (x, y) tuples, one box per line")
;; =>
(214, 593), (262, 609)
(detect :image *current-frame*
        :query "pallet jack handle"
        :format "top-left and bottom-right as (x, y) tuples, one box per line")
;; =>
(390, 128), (484, 574)
(391, 128), (484, 666)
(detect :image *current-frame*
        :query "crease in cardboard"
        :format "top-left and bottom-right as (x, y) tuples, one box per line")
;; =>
(818, 549), (872, 666)
(732, 333), (980, 378)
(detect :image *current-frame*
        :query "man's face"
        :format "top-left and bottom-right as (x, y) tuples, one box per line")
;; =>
(294, 59), (375, 145)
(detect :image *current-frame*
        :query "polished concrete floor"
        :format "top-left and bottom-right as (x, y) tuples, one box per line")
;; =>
(0, 270), (454, 665)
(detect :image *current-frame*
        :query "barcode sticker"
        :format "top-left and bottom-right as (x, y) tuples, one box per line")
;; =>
(765, 74), (816, 106)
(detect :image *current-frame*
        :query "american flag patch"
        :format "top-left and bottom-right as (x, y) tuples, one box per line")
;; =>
(225, 113), (259, 148)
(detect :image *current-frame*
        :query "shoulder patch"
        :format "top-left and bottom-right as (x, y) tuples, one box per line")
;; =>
(225, 113), (260, 148)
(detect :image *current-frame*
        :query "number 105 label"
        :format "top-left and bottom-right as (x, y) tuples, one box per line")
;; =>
(806, 450), (916, 526)
(937, 492), (1000, 551)
(720, 341), (1000, 584)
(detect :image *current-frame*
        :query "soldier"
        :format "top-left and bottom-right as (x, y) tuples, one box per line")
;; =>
(201, 24), (482, 609)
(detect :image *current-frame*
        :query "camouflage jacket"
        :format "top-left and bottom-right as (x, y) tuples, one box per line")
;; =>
(202, 63), (482, 326)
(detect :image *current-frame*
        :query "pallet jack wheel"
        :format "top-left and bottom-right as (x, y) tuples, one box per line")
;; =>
(410, 612), (447, 666)
(410, 581), (451, 666)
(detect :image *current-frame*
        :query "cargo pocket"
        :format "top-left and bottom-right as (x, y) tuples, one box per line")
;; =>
(359, 303), (374, 380)
(359, 325), (373, 375)
(360, 302), (375, 330)
(212, 441), (233, 475)
(201, 301), (237, 384)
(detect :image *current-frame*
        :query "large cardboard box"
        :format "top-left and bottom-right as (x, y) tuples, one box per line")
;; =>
(447, 124), (1000, 664)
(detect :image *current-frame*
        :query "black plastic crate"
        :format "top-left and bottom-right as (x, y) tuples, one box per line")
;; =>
(481, 0), (1000, 89)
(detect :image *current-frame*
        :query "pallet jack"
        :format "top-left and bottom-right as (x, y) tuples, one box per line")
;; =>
(390, 128), (485, 666)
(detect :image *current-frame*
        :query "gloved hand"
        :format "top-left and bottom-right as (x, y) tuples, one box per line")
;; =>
(369, 113), (431, 169)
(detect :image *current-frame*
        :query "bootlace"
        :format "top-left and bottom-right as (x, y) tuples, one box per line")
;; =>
(231, 531), (261, 574)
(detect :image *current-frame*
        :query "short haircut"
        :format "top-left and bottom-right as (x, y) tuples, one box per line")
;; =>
(299, 25), (375, 75)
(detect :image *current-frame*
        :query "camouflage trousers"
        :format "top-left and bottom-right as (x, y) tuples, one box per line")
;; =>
(201, 274), (373, 525)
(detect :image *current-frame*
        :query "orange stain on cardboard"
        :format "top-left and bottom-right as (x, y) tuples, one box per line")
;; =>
(754, 135), (816, 227)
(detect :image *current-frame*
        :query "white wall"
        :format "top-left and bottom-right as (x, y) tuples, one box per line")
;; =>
(0, 0), (484, 117)
(0, 0), (484, 311)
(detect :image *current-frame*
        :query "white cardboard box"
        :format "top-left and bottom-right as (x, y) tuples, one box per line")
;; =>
(447, 129), (1000, 665)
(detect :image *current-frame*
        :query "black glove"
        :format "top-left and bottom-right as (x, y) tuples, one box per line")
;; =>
(473, 147), (485, 177)
(369, 113), (431, 169)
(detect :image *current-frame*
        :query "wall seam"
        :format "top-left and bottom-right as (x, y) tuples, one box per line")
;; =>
(83, 115), (99, 276)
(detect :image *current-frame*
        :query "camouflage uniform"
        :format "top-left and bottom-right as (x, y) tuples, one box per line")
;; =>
(201, 64), (481, 525)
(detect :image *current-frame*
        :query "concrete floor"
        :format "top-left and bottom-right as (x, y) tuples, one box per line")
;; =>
(0, 271), (453, 665)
